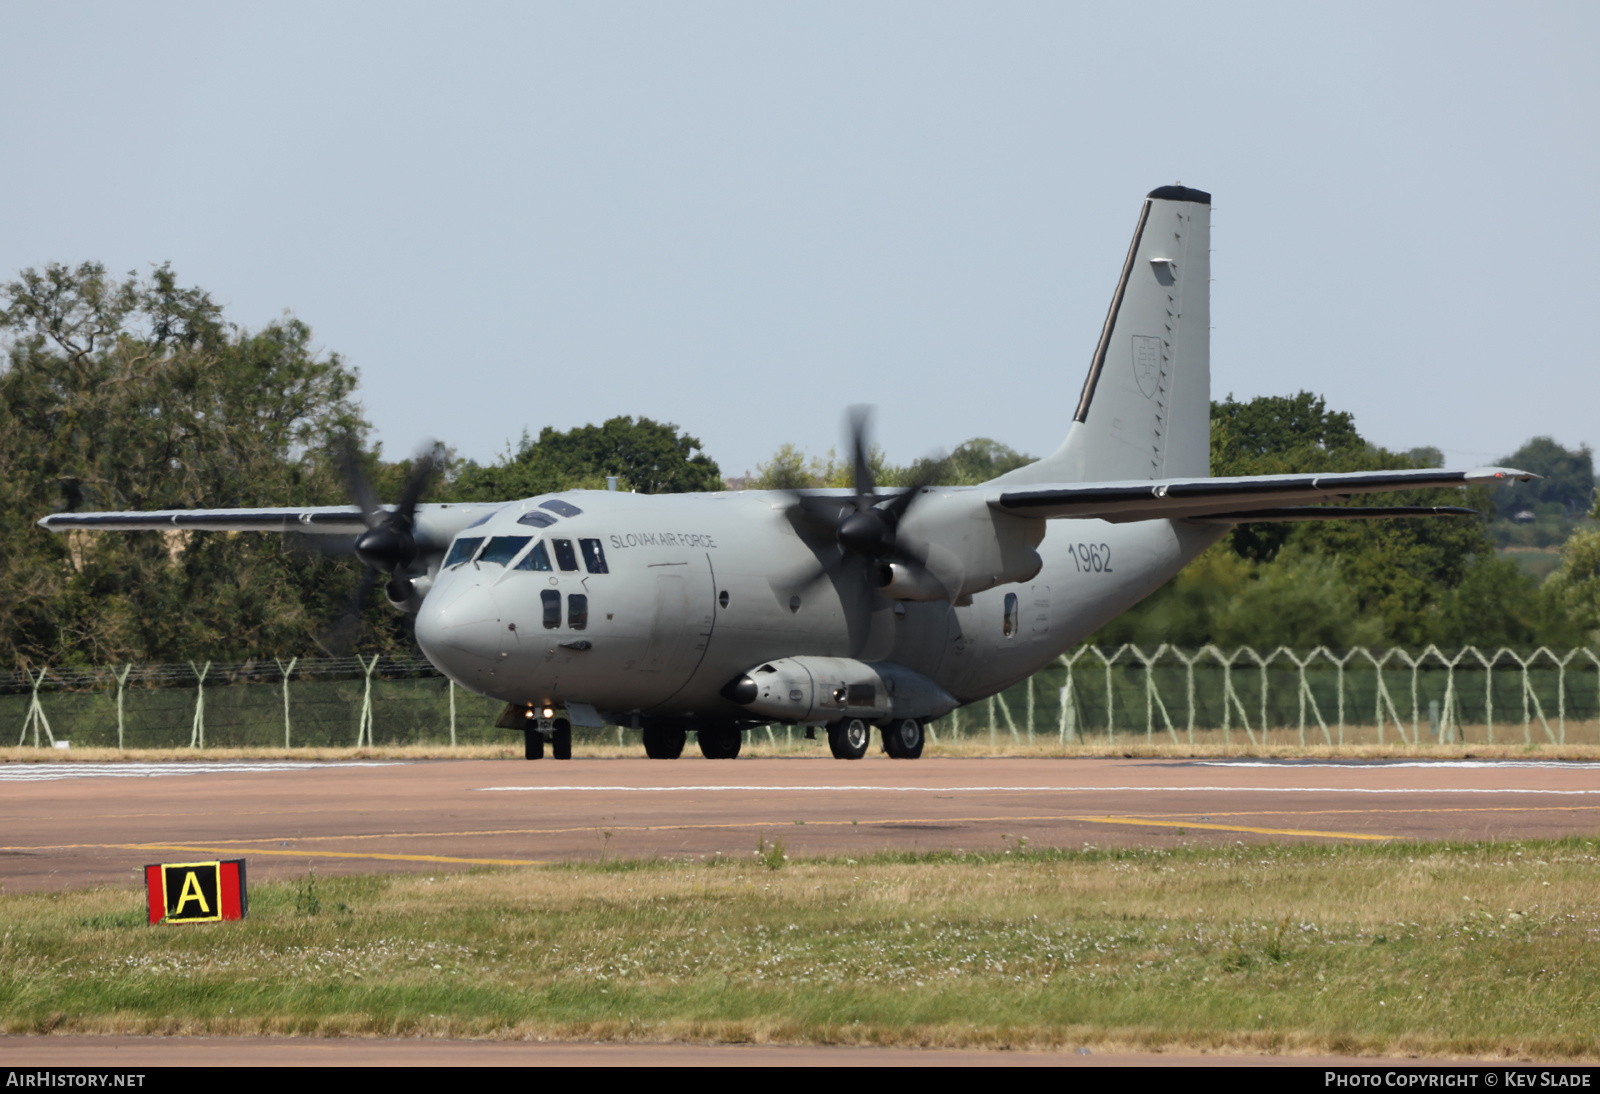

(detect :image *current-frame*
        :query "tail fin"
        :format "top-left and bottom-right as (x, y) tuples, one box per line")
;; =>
(998, 185), (1211, 485)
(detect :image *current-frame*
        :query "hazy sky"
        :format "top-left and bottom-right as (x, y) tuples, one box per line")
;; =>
(3, 2), (1595, 478)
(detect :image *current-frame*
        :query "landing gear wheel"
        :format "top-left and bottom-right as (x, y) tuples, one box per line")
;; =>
(828, 718), (870, 760)
(697, 726), (742, 759)
(524, 730), (545, 760)
(642, 725), (686, 759)
(881, 718), (925, 759)
(551, 718), (572, 760)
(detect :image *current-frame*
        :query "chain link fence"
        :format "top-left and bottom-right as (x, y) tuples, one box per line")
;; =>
(6, 645), (1600, 750)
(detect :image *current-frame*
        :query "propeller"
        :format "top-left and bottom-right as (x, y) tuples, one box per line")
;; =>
(779, 408), (945, 641)
(322, 437), (440, 654)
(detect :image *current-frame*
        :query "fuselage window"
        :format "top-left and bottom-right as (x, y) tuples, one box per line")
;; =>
(580, 538), (609, 574)
(443, 537), (484, 568)
(541, 589), (561, 629)
(1003, 592), (1019, 638)
(514, 541), (553, 571)
(478, 536), (530, 566)
(517, 510), (558, 528)
(540, 499), (584, 518)
(568, 593), (588, 630)
(552, 538), (580, 572)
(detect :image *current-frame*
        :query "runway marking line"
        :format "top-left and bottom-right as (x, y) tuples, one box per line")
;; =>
(1070, 816), (1392, 840)
(2, 812), (1393, 863)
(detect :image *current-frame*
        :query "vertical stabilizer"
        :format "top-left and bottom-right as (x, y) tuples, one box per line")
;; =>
(997, 186), (1211, 484)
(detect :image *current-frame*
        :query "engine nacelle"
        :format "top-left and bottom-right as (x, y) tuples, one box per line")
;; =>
(722, 656), (959, 724)
(871, 561), (948, 601)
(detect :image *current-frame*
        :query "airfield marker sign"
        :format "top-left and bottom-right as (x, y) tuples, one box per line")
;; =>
(145, 858), (248, 924)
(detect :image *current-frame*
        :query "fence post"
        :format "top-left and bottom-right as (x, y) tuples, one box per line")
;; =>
(113, 664), (132, 750)
(1523, 648), (1557, 744)
(275, 657), (297, 749)
(187, 661), (210, 748)
(1026, 676), (1035, 743)
(1220, 647), (1258, 746)
(986, 695), (997, 746)
(356, 654), (379, 748)
(449, 679), (457, 747)
(19, 668), (54, 747)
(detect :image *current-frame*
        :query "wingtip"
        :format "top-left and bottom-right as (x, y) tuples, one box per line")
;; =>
(1464, 466), (1540, 484)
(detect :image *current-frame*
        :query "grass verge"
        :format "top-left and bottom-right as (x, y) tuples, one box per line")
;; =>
(4, 839), (1600, 1057)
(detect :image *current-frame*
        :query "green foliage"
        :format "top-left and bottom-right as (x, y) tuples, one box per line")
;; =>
(753, 436), (1033, 490)
(1491, 437), (1595, 518)
(1109, 392), (1588, 649)
(0, 262), (403, 666)
(448, 417), (722, 501)
(756, 834), (787, 871)
(1096, 546), (1386, 649)
(1546, 527), (1600, 641)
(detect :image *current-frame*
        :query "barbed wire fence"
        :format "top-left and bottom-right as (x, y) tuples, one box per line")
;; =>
(928, 645), (1600, 747)
(4, 646), (1599, 750)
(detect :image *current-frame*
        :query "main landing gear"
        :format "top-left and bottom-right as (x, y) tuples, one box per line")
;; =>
(523, 718), (571, 760)
(641, 725), (743, 759)
(827, 717), (926, 760)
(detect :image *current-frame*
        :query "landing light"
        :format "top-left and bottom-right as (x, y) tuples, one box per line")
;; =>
(542, 706), (555, 719)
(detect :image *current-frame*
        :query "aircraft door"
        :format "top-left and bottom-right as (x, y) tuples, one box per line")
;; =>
(638, 558), (717, 707)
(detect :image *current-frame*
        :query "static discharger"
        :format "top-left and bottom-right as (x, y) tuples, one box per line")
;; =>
(145, 858), (248, 924)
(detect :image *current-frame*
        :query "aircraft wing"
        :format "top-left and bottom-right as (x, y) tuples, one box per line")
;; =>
(991, 466), (1533, 524)
(36, 502), (502, 539)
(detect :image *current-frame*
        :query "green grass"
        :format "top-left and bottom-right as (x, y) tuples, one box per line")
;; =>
(5, 840), (1600, 1057)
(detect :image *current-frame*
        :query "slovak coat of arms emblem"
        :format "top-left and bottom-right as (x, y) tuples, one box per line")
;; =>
(1131, 335), (1162, 399)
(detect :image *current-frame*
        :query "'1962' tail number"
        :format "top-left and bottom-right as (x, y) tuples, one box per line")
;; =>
(1068, 543), (1112, 573)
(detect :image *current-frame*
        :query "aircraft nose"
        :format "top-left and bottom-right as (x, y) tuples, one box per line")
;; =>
(414, 582), (503, 664)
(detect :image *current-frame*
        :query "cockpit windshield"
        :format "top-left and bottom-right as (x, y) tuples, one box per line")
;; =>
(443, 537), (483, 568)
(513, 541), (553, 571)
(478, 536), (531, 566)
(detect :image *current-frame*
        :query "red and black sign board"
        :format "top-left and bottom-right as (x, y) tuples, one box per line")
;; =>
(145, 859), (248, 924)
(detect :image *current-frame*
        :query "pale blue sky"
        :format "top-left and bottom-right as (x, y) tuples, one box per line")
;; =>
(3, 2), (1595, 477)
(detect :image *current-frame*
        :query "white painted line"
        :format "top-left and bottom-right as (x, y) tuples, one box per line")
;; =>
(0, 762), (408, 782)
(474, 784), (1600, 796)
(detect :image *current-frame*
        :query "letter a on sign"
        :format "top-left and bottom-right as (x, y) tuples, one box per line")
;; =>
(145, 859), (249, 924)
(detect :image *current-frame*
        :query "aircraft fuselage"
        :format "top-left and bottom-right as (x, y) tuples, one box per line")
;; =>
(413, 488), (1225, 728)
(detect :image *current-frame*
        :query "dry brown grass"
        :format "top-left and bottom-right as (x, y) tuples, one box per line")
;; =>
(5, 730), (1600, 765)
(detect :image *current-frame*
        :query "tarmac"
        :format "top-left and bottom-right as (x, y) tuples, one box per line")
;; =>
(3, 754), (1599, 892)
(5, 755), (1598, 1066)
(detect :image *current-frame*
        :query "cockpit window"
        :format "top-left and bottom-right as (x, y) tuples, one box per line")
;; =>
(478, 536), (530, 566)
(514, 541), (553, 571)
(464, 507), (504, 529)
(540, 499), (584, 518)
(579, 538), (609, 574)
(552, 538), (580, 572)
(541, 589), (561, 629)
(443, 537), (484, 568)
(516, 510), (558, 528)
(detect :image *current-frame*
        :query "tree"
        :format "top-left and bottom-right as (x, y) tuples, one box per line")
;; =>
(1491, 437), (1595, 518)
(0, 262), (384, 665)
(447, 416), (723, 502)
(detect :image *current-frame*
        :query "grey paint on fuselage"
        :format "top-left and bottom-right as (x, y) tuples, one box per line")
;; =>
(414, 488), (1225, 724)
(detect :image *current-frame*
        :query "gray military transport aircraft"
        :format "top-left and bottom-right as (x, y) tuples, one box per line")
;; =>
(39, 186), (1533, 762)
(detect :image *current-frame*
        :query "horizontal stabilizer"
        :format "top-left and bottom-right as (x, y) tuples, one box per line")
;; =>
(993, 466), (1533, 523)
